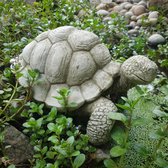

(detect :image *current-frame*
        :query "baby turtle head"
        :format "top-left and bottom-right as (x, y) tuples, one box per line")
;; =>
(121, 55), (158, 85)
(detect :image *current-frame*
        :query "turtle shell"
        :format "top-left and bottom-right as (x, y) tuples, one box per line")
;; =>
(19, 26), (120, 110)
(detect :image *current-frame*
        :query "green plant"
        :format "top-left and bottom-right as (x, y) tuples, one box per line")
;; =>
(22, 88), (95, 168)
(0, 61), (39, 126)
(104, 75), (168, 168)
(123, 82), (168, 168)
(103, 96), (140, 168)
(53, 88), (76, 113)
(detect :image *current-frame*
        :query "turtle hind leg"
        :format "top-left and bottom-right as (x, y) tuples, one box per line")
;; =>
(85, 97), (118, 145)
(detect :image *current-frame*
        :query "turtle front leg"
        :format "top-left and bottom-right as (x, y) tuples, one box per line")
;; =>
(82, 97), (117, 145)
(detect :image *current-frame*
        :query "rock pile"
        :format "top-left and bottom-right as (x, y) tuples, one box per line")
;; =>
(93, 1), (157, 29)
(89, 0), (167, 45)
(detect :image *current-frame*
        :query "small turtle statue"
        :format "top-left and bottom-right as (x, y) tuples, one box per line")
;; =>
(18, 26), (158, 145)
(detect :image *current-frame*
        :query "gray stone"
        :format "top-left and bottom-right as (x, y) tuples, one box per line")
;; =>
(101, 0), (112, 4)
(149, 18), (158, 25)
(124, 3), (133, 10)
(2, 125), (33, 164)
(148, 11), (159, 19)
(129, 21), (137, 28)
(103, 17), (112, 21)
(138, 0), (147, 7)
(96, 9), (109, 16)
(113, 5), (123, 13)
(96, 3), (107, 10)
(128, 29), (139, 36)
(120, 9), (127, 16)
(131, 15), (137, 21)
(136, 13), (148, 20)
(90, 0), (101, 6)
(125, 11), (133, 19)
(131, 5), (146, 16)
(148, 34), (166, 46)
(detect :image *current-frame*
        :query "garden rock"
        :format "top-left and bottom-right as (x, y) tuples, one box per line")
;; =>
(131, 5), (146, 16)
(148, 0), (168, 13)
(148, 11), (159, 19)
(18, 26), (158, 145)
(90, 0), (101, 6)
(148, 33), (166, 47)
(96, 9), (109, 16)
(2, 125), (33, 164)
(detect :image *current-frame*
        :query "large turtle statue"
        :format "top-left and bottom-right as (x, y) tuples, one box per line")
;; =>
(18, 26), (158, 145)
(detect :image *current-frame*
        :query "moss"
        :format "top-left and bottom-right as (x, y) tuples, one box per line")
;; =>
(123, 87), (168, 168)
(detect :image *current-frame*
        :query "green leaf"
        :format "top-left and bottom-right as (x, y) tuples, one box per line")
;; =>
(67, 136), (74, 145)
(47, 123), (57, 132)
(46, 163), (55, 168)
(110, 146), (127, 157)
(73, 154), (85, 168)
(104, 159), (117, 168)
(135, 85), (145, 95)
(155, 157), (168, 168)
(46, 107), (57, 121)
(53, 146), (67, 156)
(111, 126), (126, 145)
(116, 104), (132, 111)
(46, 151), (56, 159)
(71, 151), (80, 157)
(153, 109), (168, 118)
(36, 117), (43, 128)
(7, 165), (15, 168)
(108, 112), (127, 123)
(28, 69), (39, 79)
(132, 117), (151, 126)
(68, 102), (77, 108)
(134, 144), (150, 157)
(41, 146), (48, 155)
(48, 135), (59, 144)
(53, 96), (63, 100)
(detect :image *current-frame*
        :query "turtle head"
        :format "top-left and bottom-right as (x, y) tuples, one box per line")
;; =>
(121, 55), (158, 85)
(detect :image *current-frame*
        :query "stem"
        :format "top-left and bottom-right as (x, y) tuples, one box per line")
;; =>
(118, 108), (134, 168)
(0, 85), (32, 125)
(0, 81), (18, 117)
(144, 124), (168, 168)
(70, 157), (74, 168)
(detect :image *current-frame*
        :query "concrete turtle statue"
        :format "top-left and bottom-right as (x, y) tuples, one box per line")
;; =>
(18, 26), (158, 145)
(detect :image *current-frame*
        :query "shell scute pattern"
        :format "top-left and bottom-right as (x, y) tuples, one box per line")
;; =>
(90, 43), (111, 68)
(21, 40), (37, 64)
(48, 26), (76, 44)
(35, 31), (49, 42)
(30, 39), (51, 73)
(19, 26), (114, 110)
(45, 41), (72, 83)
(67, 51), (97, 86)
(68, 30), (100, 51)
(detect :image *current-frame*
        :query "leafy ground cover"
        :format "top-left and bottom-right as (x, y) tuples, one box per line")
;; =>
(0, 0), (167, 167)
